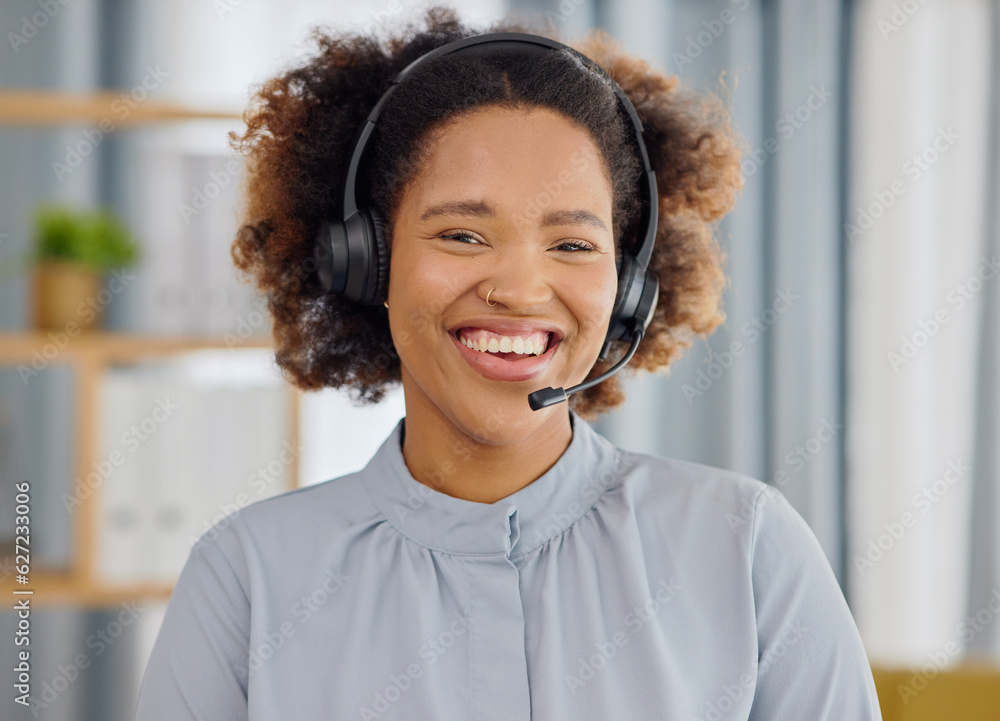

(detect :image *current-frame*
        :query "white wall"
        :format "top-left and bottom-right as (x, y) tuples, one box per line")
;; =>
(847, 0), (993, 665)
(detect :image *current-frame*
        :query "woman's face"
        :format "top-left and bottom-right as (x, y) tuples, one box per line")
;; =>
(386, 105), (618, 444)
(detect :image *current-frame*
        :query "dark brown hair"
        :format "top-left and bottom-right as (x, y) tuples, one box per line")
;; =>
(229, 5), (743, 420)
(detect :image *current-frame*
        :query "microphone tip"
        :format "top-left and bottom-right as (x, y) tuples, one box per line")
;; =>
(528, 386), (568, 411)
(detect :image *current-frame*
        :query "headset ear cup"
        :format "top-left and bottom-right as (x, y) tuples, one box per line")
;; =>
(314, 221), (336, 294)
(368, 208), (390, 305)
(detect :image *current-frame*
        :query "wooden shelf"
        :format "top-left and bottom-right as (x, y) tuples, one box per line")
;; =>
(4, 570), (174, 609)
(0, 89), (242, 127)
(0, 330), (274, 363)
(0, 331), (301, 608)
(0, 81), (272, 608)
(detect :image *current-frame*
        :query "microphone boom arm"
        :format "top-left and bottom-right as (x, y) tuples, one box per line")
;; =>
(527, 324), (644, 411)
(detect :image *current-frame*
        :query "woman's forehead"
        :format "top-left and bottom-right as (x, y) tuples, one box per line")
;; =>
(400, 106), (614, 223)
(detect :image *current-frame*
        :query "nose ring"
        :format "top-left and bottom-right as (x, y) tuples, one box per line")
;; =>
(486, 287), (497, 306)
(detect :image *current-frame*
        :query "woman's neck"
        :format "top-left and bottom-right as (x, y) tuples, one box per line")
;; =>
(400, 397), (573, 504)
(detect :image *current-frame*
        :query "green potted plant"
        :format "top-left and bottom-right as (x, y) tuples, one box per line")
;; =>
(31, 204), (140, 331)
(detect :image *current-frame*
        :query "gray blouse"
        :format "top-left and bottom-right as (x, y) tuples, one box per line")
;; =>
(134, 409), (883, 720)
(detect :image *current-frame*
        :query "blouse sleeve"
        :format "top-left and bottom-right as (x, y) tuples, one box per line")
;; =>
(134, 528), (251, 721)
(746, 485), (883, 720)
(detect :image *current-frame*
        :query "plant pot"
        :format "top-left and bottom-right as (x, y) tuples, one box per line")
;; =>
(32, 260), (105, 332)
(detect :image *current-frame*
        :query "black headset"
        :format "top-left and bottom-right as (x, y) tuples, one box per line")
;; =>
(313, 31), (659, 374)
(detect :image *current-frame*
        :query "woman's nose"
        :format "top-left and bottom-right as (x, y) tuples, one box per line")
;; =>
(481, 247), (554, 310)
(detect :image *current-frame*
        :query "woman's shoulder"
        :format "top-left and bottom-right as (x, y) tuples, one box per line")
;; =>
(611, 445), (778, 530)
(188, 467), (381, 560)
(605, 444), (840, 606)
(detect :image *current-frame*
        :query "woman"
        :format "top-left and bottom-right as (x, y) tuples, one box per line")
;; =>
(135, 6), (883, 720)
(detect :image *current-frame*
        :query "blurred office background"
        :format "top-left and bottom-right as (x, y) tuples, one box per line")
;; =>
(0, 0), (998, 718)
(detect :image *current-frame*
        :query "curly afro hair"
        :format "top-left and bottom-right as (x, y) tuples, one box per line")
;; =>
(229, 5), (743, 421)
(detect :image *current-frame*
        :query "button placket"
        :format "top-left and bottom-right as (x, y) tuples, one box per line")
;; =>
(467, 508), (531, 720)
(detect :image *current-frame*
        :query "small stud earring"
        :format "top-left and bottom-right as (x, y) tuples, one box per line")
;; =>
(383, 300), (389, 309)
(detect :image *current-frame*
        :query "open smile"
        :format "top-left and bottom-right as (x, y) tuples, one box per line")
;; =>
(450, 329), (561, 382)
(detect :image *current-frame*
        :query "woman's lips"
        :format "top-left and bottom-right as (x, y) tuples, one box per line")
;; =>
(450, 331), (559, 382)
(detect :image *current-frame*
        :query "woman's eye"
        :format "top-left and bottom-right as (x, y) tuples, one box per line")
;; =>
(556, 240), (597, 252)
(439, 233), (595, 252)
(440, 232), (482, 245)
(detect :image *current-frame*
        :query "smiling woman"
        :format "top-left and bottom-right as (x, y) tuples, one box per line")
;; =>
(220, 3), (741, 503)
(134, 5), (883, 721)
(225, 7), (736, 421)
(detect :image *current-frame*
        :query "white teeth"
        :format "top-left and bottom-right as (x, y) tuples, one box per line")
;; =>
(459, 331), (550, 357)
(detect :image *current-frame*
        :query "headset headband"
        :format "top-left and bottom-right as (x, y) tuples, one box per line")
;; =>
(337, 31), (658, 268)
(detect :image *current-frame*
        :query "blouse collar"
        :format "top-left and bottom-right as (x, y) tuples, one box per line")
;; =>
(361, 409), (623, 558)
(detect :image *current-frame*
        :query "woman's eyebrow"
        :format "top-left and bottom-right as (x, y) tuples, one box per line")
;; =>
(420, 199), (495, 222)
(542, 208), (608, 231)
(420, 199), (608, 231)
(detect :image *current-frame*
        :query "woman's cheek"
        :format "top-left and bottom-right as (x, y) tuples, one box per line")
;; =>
(416, 257), (472, 305)
(399, 257), (466, 335)
(577, 271), (618, 333)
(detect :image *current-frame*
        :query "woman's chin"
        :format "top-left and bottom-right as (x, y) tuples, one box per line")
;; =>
(445, 396), (566, 446)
